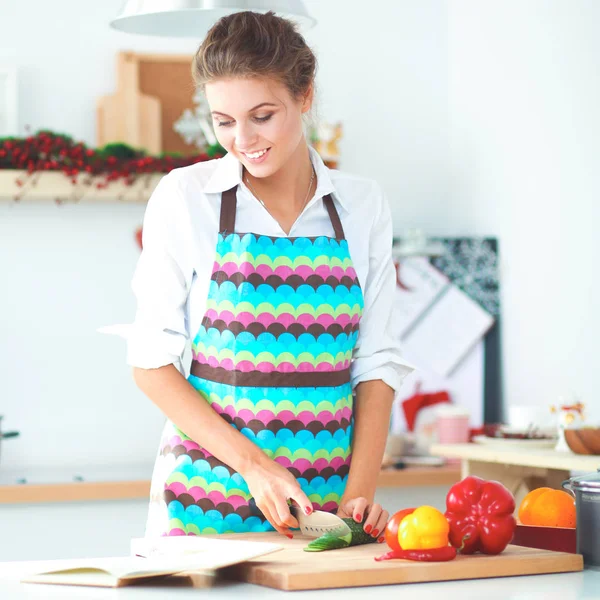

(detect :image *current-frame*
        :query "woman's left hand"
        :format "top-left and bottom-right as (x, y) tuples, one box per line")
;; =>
(337, 497), (388, 542)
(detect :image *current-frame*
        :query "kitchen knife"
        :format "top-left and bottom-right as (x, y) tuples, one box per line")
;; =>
(248, 498), (351, 538)
(289, 505), (352, 538)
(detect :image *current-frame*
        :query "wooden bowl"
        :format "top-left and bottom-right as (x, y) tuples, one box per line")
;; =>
(565, 428), (600, 455)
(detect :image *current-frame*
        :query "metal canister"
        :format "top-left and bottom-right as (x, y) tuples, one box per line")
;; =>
(563, 468), (600, 567)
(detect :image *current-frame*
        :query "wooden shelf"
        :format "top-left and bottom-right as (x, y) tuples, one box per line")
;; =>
(0, 466), (460, 505)
(0, 169), (162, 203)
(0, 480), (150, 504)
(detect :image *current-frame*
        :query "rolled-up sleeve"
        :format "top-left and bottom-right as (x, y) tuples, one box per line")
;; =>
(126, 173), (193, 372)
(351, 184), (415, 392)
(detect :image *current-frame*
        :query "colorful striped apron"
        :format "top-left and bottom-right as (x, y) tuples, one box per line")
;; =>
(149, 185), (364, 535)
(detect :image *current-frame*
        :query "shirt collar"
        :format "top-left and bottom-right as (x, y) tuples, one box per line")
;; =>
(202, 146), (346, 211)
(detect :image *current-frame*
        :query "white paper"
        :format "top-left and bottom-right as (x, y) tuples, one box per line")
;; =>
(401, 284), (494, 378)
(392, 257), (450, 338)
(130, 536), (282, 569)
(16, 555), (216, 580)
(6, 538), (282, 587)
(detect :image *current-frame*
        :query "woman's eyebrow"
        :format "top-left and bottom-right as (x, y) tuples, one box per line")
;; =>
(211, 102), (278, 117)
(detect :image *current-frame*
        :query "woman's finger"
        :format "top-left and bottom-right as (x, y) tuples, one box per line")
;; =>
(289, 488), (314, 516)
(274, 496), (298, 530)
(363, 502), (382, 534)
(373, 508), (389, 541)
(261, 503), (293, 538)
(352, 497), (369, 523)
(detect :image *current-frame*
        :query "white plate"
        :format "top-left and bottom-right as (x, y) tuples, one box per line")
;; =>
(472, 435), (557, 450)
(498, 425), (556, 437)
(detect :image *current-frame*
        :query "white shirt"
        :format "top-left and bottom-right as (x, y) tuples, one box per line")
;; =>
(117, 146), (414, 392)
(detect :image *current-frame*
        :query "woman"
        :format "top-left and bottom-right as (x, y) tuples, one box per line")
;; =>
(127, 11), (413, 541)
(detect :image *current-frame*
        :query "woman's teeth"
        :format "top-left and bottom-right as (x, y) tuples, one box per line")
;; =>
(245, 149), (268, 159)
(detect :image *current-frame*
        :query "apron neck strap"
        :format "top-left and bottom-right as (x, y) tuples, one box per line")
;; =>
(219, 186), (238, 235)
(323, 194), (346, 241)
(218, 187), (346, 241)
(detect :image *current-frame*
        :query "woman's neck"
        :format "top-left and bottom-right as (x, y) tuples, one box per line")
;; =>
(243, 141), (315, 215)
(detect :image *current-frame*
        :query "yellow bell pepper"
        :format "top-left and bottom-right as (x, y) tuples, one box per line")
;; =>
(398, 505), (450, 550)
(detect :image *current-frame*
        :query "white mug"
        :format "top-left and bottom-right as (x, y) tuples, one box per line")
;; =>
(507, 405), (545, 431)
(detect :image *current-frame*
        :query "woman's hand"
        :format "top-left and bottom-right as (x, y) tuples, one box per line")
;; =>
(243, 457), (313, 538)
(337, 497), (389, 543)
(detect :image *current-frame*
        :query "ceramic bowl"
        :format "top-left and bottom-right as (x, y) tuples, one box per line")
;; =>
(565, 428), (600, 455)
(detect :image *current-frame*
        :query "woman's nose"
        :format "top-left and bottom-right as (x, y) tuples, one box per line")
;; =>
(234, 123), (258, 150)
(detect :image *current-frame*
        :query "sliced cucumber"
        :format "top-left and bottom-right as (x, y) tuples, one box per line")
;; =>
(303, 518), (377, 552)
(344, 518), (378, 547)
(304, 532), (351, 552)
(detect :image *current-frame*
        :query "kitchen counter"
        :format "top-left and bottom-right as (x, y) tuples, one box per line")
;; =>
(0, 464), (461, 504)
(430, 442), (600, 510)
(430, 443), (600, 472)
(0, 567), (598, 599)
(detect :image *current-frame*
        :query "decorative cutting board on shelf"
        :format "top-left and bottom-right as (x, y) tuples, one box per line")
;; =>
(97, 51), (198, 156)
(178, 533), (583, 591)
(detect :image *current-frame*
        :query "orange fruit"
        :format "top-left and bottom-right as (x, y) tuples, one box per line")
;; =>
(518, 487), (576, 528)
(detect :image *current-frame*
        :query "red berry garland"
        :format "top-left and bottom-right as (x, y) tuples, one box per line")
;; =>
(0, 130), (223, 201)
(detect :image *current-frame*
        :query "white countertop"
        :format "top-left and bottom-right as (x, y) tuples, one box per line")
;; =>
(0, 569), (598, 599)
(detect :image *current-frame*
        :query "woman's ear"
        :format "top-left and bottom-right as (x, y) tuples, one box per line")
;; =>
(301, 84), (314, 114)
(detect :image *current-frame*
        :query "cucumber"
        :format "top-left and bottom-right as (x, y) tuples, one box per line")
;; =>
(304, 533), (351, 552)
(303, 518), (378, 552)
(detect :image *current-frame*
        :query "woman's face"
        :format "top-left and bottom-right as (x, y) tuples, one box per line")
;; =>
(205, 76), (311, 178)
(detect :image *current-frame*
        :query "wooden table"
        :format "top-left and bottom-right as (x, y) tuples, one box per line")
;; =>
(430, 442), (600, 509)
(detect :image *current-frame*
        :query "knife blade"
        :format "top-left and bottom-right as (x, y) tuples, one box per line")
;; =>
(248, 498), (351, 538)
(289, 505), (352, 538)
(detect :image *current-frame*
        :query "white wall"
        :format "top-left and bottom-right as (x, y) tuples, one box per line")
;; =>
(0, 0), (598, 475)
(0, 0), (201, 472)
(304, 0), (451, 231)
(446, 0), (600, 422)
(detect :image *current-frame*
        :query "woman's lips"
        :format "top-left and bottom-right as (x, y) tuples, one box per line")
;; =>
(241, 147), (271, 164)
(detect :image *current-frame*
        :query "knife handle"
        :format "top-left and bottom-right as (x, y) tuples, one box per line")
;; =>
(248, 497), (299, 520)
(248, 497), (264, 519)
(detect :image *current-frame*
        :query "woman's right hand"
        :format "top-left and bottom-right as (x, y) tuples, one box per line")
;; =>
(243, 456), (313, 538)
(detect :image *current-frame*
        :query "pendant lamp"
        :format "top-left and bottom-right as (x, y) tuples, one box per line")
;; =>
(110, 0), (316, 38)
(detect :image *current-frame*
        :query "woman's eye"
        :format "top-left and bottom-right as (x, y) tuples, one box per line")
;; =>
(215, 114), (272, 127)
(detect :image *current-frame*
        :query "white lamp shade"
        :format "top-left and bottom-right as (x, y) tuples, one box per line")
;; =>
(110, 0), (316, 38)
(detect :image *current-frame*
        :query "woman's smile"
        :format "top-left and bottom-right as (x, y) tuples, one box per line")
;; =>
(240, 147), (272, 164)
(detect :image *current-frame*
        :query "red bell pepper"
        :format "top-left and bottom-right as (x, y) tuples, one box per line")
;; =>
(444, 475), (517, 555)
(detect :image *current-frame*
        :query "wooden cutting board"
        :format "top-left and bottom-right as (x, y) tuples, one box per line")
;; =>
(198, 533), (583, 591)
(97, 51), (199, 156)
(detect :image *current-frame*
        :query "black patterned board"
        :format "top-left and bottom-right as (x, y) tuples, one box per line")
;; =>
(394, 237), (502, 423)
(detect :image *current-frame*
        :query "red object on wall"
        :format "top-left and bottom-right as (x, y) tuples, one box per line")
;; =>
(401, 382), (451, 432)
